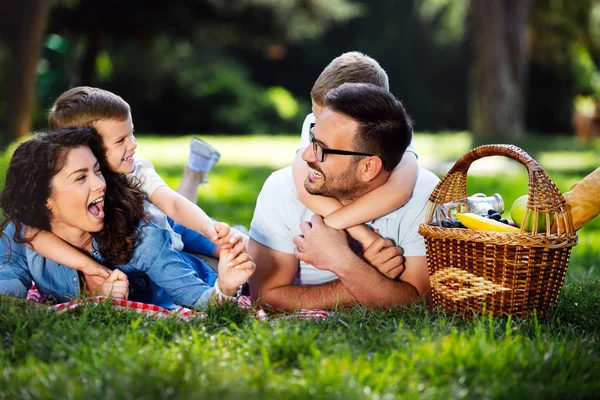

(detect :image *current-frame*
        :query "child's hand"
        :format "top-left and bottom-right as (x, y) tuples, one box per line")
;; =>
(212, 222), (244, 250)
(101, 269), (129, 300)
(82, 262), (112, 279)
(362, 237), (405, 280)
(217, 242), (255, 296)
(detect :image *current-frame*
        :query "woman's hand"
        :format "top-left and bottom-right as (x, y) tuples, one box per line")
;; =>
(100, 269), (129, 300)
(217, 241), (256, 296)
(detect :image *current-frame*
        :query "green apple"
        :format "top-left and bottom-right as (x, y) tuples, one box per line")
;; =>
(510, 194), (553, 232)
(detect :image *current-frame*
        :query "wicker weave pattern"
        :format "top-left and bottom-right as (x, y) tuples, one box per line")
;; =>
(418, 144), (577, 317)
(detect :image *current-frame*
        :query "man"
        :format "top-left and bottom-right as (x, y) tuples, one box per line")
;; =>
(249, 83), (439, 311)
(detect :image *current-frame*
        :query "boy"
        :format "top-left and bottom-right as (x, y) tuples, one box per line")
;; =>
(292, 52), (420, 253)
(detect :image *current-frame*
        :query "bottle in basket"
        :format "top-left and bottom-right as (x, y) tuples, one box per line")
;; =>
(435, 193), (504, 223)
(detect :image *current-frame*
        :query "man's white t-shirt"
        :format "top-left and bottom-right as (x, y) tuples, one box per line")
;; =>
(250, 166), (439, 286)
(128, 156), (184, 251)
(298, 113), (418, 157)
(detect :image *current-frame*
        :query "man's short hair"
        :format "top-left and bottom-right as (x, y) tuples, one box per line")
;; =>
(311, 52), (389, 107)
(324, 83), (412, 172)
(48, 86), (130, 129)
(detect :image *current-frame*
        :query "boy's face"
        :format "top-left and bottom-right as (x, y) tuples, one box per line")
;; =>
(94, 114), (137, 174)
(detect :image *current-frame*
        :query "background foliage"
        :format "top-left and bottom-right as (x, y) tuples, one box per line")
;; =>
(1, 0), (599, 143)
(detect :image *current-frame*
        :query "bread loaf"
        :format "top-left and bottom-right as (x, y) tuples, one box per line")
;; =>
(554, 167), (600, 232)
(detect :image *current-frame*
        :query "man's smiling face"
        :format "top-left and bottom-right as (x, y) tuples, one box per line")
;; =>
(300, 108), (368, 203)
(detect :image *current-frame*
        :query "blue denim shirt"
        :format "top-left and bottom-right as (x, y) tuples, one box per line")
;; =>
(0, 222), (215, 309)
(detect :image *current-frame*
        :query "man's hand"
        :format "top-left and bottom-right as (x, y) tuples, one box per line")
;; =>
(217, 242), (256, 296)
(293, 214), (355, 271)
(362, 237), (405, 280)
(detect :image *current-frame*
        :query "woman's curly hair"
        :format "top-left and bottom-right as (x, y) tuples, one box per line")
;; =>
(0, 127), (148, 266)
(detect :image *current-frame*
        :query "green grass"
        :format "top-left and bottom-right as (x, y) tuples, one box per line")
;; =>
(1, 132), (599, 399)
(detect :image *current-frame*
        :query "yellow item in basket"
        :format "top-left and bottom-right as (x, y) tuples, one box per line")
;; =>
(456, 213), (521, 233)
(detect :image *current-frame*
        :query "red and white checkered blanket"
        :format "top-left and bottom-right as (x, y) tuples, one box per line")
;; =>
(26, 284), (330, 321)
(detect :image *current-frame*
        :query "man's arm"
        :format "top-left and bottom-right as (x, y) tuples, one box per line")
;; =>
(335, 255), (430, 308)
(294, 215), (430, 308)
(248, 238), (356, 311)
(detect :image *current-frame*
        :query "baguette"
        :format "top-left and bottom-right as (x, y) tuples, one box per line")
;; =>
(553, 167), (600, 232)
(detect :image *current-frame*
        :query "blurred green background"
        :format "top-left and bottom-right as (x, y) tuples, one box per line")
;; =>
(1, 0), (600, 146)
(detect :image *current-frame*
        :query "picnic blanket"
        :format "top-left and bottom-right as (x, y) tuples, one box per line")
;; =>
(26, 284), (330, 321)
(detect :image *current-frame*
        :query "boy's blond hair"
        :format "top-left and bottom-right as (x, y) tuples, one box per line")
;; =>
(310, 52), (389, 107)
(48, 86), (130, 129)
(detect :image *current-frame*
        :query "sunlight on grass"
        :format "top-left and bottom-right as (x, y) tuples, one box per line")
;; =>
(138, 135), (299, 168)
(538, 150), (599, 172)
(414, 131), (473, 163)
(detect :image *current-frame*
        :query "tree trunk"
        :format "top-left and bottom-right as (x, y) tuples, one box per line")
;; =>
(468, 0), (531, 144)
(4, 0), (51, 146)
(80, 34), (101, 86)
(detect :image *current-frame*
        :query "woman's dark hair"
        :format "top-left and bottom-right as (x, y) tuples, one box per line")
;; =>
(0, 127), (147, 265)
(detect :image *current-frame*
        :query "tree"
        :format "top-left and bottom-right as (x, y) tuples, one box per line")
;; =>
(0, 0), (361, 146)
(46, 0), (362, 88)
(468, 0), (531, 144)
(526, 0), (600, 133)
(0, 0), (51, 148)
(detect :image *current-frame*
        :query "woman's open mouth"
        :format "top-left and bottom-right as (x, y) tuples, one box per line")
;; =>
(88, 196), (105, 219)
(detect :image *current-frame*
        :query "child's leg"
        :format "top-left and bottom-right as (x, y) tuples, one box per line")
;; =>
(177, 137), (221, 203)
(168, 217), (218, 257)
(178, 251), (218, 287)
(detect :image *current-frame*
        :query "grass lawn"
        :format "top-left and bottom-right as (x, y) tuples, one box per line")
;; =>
(0, 132), (599, 399)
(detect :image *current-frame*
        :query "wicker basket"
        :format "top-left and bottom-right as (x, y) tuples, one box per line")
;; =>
(418, 144), (578, 318)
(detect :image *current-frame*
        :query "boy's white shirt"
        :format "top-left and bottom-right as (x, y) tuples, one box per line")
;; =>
(128, 156), (184, 251)
(298, 113), (418, 156)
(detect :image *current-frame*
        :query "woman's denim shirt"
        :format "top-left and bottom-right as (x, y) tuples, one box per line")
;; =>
(0, 222), (215, 309)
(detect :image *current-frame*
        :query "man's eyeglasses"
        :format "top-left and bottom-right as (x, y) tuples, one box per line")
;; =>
(309, 123), (373, 162)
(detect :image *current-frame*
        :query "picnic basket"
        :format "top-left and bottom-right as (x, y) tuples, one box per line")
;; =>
(418, 144), (578, 318)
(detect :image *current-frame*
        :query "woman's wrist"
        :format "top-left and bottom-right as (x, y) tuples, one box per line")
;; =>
(215, 278), (241, 299)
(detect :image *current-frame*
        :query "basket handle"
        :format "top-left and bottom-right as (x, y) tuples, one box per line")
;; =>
(426, 144), (574, 235)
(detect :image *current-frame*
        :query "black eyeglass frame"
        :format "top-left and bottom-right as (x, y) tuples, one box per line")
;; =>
(308, 123), (374, 162)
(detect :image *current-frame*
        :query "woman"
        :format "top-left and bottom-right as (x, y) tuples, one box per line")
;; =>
(0, 128), (254, 308)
